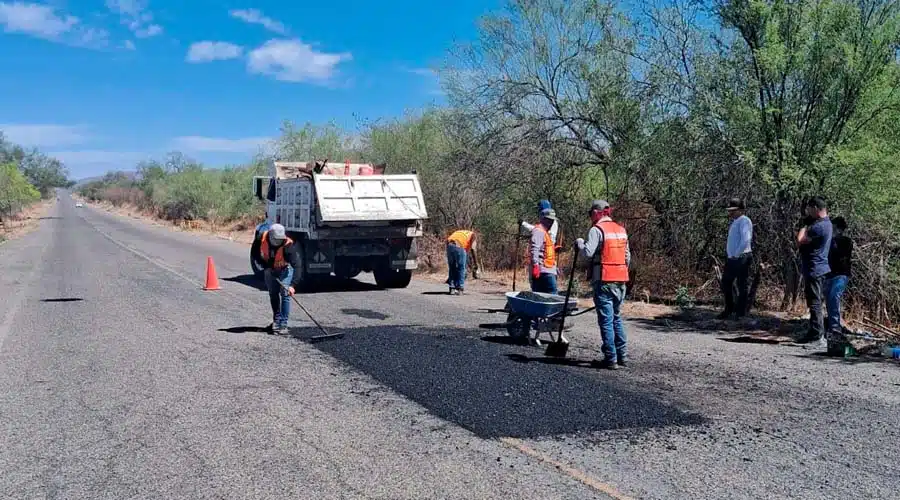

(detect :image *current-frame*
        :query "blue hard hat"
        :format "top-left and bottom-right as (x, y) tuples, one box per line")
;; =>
(537, 199), (552, 211)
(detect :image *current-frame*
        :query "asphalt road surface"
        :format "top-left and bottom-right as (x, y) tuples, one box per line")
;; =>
(1, 190), (898, 499)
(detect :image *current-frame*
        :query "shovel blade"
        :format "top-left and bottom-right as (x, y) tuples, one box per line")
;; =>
(309, 333), (345, 343)
(544, 340), (569, 358)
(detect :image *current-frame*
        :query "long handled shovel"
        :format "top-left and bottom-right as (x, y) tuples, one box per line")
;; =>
(512, 221), (522, 292)
(278, 280), (344, 342)
(545, 250), (579, 358)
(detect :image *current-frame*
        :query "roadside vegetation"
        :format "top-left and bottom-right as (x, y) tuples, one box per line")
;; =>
(76, 0), (900, 324)
(0, 132), (73, 241)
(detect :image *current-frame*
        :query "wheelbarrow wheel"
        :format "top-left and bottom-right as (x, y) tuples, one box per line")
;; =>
(506, 313), (530, 344)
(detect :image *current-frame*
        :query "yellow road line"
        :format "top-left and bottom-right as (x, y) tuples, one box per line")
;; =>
(500, 437), (635, 500)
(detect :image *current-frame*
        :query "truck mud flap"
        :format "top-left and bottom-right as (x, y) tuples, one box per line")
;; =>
(390, 242), (418, 270)
(305, 242), (333, 273)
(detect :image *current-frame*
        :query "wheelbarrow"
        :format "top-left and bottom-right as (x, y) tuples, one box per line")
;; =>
(481, 291), (596, 345)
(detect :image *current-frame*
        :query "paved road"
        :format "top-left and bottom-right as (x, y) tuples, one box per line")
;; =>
(1, 190), (898, 499)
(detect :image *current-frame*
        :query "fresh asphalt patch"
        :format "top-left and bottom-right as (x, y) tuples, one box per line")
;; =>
(340, 308), (390, 320)
(290, 323), (705, 439)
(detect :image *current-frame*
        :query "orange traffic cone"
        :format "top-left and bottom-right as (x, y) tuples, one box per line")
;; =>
(203, 256), (221, 290)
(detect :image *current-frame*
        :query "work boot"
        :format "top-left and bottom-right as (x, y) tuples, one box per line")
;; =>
(617, 357), (629, 368)
(273, 324), (290, 336)
(591, 359), (619, 370)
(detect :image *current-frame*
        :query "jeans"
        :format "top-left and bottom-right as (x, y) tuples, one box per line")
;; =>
(531, 273), (558, 294)
(264, 266), (294, 328)
(446, 243), (467, 289)
(593, 281), (627, 362)
(825, 275), (849, 334)
(721, 253), (752, 316)
(804, 275), (826, 340)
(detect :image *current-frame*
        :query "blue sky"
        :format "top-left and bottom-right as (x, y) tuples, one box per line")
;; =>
(0, 0), (499, 179)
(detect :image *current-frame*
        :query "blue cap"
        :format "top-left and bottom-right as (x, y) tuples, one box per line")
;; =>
(537, 199), (551, 211)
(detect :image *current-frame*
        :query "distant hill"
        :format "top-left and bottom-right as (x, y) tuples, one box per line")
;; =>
(73, 171), (138, 187)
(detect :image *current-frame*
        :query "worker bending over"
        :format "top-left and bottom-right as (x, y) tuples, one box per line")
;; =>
(446, 229), (480, 294)
(250, 223), (304, 336)
(576, 200), (631, 370)
(529, 209), (559, 294)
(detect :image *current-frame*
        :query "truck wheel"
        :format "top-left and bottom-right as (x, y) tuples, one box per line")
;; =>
(334, 261), (361, 280)
(374, 268), (413, 289)
(292, 244), (315, 293)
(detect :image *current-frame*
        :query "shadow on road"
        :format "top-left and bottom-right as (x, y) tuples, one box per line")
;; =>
(40, 298), (84, 303)
(289, 323), (704, 439)
(421, 291), (451, 296)
(630, 308), (807, 338)
(223, 274), (266, 291)
(480, 335), (523, 345)
(506, 353), (595, 368)
(39, 216), (63, 220)
(218, 326), (271, 334)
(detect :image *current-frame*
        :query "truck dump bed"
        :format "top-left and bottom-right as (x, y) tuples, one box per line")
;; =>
(265, 161), (427, 231)
(314, 174), (427, 223)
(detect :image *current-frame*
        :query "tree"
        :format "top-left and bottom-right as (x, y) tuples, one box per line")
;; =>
(0, 162), (40, 224)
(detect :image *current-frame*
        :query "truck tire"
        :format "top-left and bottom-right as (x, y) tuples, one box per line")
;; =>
(334, 260), (361, 280)
(293, 244), (315, 293)
(374, 268), (413, 289)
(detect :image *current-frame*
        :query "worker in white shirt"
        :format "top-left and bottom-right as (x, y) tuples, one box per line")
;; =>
(719, 197), (753, 320)
(521, 200), (559, 240)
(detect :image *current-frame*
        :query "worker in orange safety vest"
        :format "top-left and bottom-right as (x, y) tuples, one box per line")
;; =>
(251, 223), (303, 335)
(576, 200), (631, 370)
(446, 229), (480, 294)
(529, 208), (559, 294)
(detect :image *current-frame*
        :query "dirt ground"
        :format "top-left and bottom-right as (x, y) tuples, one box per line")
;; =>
(0, 199), (56, 243)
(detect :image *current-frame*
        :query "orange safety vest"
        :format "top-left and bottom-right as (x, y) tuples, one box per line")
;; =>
(595, 220), (629, 282)
(532, 226), (557, 268)
(260, 230), (295, 270)
(447, 230), (475, 251)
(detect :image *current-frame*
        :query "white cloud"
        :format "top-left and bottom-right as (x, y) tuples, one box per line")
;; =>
(246, 39), (351, 84)
(171, 135), (272, 153)
(105, 0), (162, 38)
(47, 150), (149, 177)
(186, 41), (243, 63)
(0, 124), (91, 148)
(0, 2), (109, 48)
(229, 8), (286, 35)
(122, 39), (135, 50)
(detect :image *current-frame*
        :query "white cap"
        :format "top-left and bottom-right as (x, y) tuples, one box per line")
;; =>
(268, 223), (286, 241)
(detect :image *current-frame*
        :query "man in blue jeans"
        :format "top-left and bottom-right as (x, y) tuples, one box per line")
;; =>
(250, 223), (304, 335)
(825, 216), (852, 336)
(576, 200), (632, 370)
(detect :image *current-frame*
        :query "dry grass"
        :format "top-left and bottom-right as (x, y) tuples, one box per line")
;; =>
(0, 198), (55, 243)
(74, 196), (258, 244)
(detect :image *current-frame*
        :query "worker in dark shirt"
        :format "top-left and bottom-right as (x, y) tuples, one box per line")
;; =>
(250, 223), (304, 335)
(825, 216), (852, 335)
(796, 196), (833, 346)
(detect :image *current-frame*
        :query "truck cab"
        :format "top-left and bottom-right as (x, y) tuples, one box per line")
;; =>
(250, 160), (428, 291)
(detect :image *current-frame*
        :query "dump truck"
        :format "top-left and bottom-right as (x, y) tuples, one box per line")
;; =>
(249, 160), (428, 290)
